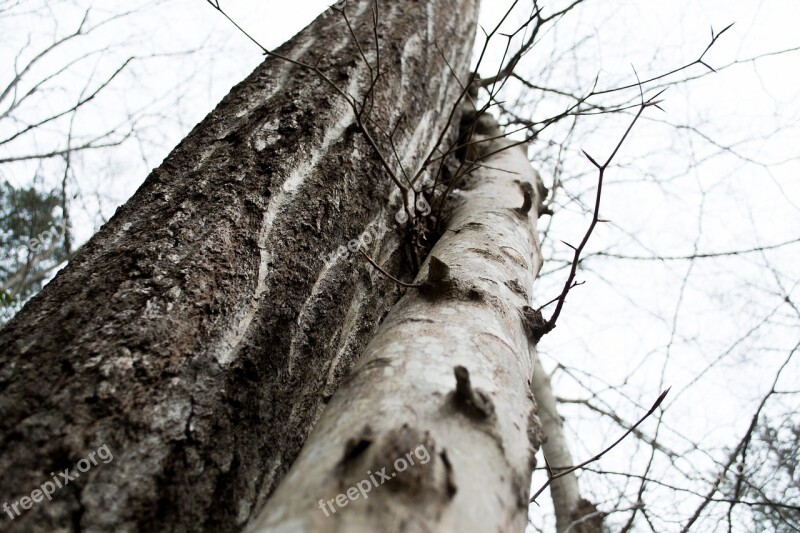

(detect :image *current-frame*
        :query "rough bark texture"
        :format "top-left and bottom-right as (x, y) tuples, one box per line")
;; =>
(249, 106), (547, 532)
(0, 1), (479, 530)
(532, 358), (603, 533)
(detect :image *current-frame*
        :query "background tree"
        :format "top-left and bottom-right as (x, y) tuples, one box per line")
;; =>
(0, 180), (69, 321)
(0, 0), (241, 321)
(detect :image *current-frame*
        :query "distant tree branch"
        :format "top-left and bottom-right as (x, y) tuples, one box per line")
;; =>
(530, 387), (671, 503)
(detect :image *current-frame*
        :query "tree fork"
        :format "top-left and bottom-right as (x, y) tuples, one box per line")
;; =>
(250, 98), (547, 531)
(0, 1), (480, 530)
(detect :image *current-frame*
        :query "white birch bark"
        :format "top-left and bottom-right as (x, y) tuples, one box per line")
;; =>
(249, 108), (547, 531)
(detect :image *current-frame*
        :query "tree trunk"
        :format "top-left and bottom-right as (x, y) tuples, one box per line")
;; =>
(0, 1), (479, 530)
(249, 105), (547, 531)
(532, 358), (603, 532)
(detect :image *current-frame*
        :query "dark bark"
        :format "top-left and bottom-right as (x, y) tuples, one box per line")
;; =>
(0, 1), (479, 530)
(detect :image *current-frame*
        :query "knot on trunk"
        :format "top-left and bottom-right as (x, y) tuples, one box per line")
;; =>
(521, 305), (552, 343)
(420, 256), (456, 297)
(514, 181), (534, 218)
(451, 365), (495, 420)
(339, 425), (375, 469)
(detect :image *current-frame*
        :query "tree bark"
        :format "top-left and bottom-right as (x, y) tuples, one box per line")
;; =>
(249, 105), (547, 531)
(0, 1), (479, 530)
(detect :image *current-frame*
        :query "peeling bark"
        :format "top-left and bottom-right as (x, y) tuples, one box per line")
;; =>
(0, 1), (479, 530)
(249, 103), (547, 531)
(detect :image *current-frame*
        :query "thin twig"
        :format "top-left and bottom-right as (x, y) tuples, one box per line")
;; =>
(358, 249), (420, 288)
(539, 87), (664, 338)
(530, 387), (671, 503)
